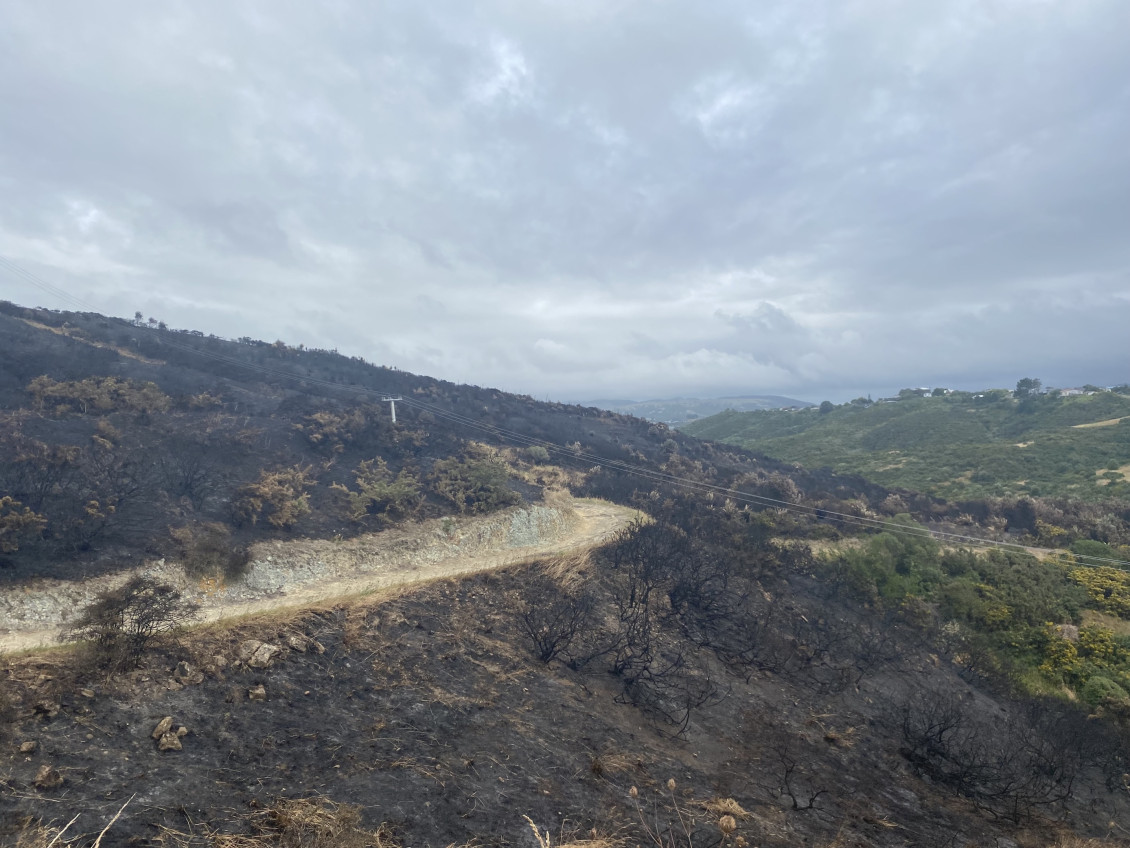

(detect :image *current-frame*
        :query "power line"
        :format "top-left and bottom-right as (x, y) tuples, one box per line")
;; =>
(0, 255), (99, 313)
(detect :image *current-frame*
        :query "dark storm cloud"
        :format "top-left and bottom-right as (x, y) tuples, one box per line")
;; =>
(1, 0), (1127, 402)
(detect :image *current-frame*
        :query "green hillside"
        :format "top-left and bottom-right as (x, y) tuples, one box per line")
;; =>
(683, 389), (1130, 501)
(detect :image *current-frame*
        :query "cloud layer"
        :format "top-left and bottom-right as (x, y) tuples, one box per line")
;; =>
(2, 1), (1127, 401)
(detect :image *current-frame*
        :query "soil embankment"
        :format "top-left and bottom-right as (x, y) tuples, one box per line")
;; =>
(0, 495), (637, 654)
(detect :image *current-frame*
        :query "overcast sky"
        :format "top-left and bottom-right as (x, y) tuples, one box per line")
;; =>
(1, 1), (1127, 403)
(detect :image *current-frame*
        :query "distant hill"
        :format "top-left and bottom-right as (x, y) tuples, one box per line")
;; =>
(683, 390), (1130, 501)
(584, 395), (813, 425)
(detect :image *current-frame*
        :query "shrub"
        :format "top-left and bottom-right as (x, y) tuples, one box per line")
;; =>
(429, 457), (519, 514)
(296, 407), (371, 454)
(517, 570), (596, 664)
(1070, 566), (1130, 618)
(331, 458), (421, 523)
(65, 576), (199, 671)
(1081, 676), (1130, 708)
(524, 445), (551, 463)
(232, 466), (312, 529)
(0, 496), (46, 553)
(27, 375), (170, 415)
(169, 522), (250, 581)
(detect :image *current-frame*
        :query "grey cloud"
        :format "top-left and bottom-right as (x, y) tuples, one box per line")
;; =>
(1, 0), (1127, 403)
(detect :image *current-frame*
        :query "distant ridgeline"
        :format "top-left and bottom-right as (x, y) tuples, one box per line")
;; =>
(585, 395), (813, 426)
(683, 386), (1130, 502)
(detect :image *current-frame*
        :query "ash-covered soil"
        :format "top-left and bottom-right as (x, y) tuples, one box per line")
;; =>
(1, 557), (1126, 847)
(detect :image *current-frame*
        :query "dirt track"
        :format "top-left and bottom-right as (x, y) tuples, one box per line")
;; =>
(0, 496), (639, 655)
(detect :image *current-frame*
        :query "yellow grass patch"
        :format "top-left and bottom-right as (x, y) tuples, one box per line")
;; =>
(1081, 609), (1130, 637)
(1095, 465), (1130, 486)
(1072, 416), (1129, 429)
(700, 797), (751, 819)
(18, 317), (165, 365)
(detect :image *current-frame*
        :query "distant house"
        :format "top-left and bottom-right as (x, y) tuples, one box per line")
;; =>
(1058, 388), (1084, 397)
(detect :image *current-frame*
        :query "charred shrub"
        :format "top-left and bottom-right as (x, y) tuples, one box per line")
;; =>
(517, 569), (597, 664)
(65, 576), (199, 672)
(169, 521), (250, 581)
(896, 685), (1082, 821)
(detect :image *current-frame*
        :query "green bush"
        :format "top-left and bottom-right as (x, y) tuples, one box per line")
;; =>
(1081, 675), (1130, 708)
(430, 457), (519, 514)
(332, 458), (422, 523)
(524, 445), (551, 463)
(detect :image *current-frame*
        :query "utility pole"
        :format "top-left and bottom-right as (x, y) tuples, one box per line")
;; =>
(382, 396), (402, 424)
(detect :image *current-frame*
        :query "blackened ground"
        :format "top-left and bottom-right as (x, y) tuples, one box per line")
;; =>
(1, 561), (1126, 848)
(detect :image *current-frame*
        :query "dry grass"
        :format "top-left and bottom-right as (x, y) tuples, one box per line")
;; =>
(16, 317), (165, 365)
(1095, 464), (1130, 486)
(536, 553), (592, 591)
(700, 797), (751, 819)
(1081, 609), (1130, 637)
(588, 749), (638, 779)
(10, 797), (131, 848)
(156, 797), (397, 847)
(1072, 417), (1129, 429)
(522, 816), (625, 848)
(10, 817), (76, 848)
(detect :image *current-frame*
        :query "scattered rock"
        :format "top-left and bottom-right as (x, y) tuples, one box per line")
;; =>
(158, 732), (182, 752)
(238, 639), (283, 667)
(249, 643), (282, 668)
(79, 688), (95, 699)
(285, 633), (309, 652)
(152, 716), (174, 739)
(33, 701), (60, 720)
(212, 654), (228, 669)
(237, 639), (264, 662)
(248, 684), (267, 701)
(33, 764), (63, 790)
(1057, 623), (1080, 642)
(176, 726), (188, 737)
(19, 740), (37, 754)
(174, 661), (205, 685)
(282, 633), (326, 653)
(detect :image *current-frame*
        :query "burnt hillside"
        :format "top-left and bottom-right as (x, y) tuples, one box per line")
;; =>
(0, 300), (907, 581)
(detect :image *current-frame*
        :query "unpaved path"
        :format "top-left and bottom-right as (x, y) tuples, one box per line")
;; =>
(0, 496), (638, 655)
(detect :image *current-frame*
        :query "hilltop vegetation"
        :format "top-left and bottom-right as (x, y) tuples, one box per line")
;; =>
(684, 388), (1130, 502)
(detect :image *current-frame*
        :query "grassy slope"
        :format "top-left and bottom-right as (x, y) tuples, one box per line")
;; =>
(683, 392), (1130, 501)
